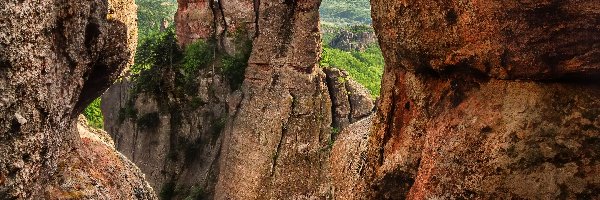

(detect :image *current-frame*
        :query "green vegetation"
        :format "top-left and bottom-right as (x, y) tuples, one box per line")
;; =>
(128, 28), (218, 100)
(221, 53), (249, 90)
(136, 0), (178, 39)
(129, 27), (248, 98)
(222, 28), (253, 90)
(83, 98), (104, 129)
(189, 97), (206, 110)
(118, 102), (138, 123)
(182, 40), (215, 75)
(327, 127), (341, 150)
(321, 44), (384, 97)
(320, 0), (372, 25)
(210, 117), (227, 144)
(319, 0), (384, 98)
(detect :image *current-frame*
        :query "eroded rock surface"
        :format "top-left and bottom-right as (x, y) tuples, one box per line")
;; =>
(330, 115), (372, 199)
(46, 117), (156, 199)
(372, 0), (600, 80)
(102, 70), (231, 199)
(175, 0), (255, 55)
(102, 0), (375, 199)
(325, 68), (374, 128)
(359, 0), (600, 199)
(0, 0), (155, 198)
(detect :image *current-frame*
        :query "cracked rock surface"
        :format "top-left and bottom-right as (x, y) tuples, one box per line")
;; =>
(103, 0), (374, 199)
(357, 0), (600, 199)
(0, 0), (155, 198)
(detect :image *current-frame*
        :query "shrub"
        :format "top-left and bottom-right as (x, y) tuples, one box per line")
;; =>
(221, 54), (248, 90)
(83, 98), (104, 129)
(118, 102), (138, 123)
(130, 28), (182, 98)
(183, 138), (204, 165)
(182, 40), (215, 75)
(328, 127), (341, 149)
(210, 117), (226, 144)
(221, 30), (252, 91)
(189, 97), (205, 110)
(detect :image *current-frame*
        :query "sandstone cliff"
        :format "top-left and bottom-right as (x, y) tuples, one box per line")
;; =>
(102, 0), (375, 199)
(98, 0), (598, 199)
(0, 0), (156, 198)
(339, 0), (600, 199)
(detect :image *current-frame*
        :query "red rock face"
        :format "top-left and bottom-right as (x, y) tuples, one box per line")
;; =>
(175, 0), (214, 46)
(365, 0), (600, 199)
(175, 0), (255, 49)
(372, 0), (600, 80)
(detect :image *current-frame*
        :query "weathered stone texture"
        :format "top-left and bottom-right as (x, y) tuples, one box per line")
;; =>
(214, 1), (335, 199)
(0, 0), (154, 198)
(328, 30), (377, 51)
(175, 0), (255, 54)
(45, 117), (156, 199)
(330, 115), (372, 199)
(363, 0), (600, 199)
(101, 70), (231, 199)
(103, 0), (380, 198)
(175, 0), (214, 46)
(325, 68), (374, 128)
(372, 0), (600, 80)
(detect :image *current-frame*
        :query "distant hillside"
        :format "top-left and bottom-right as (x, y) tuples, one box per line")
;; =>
(136, 0), (177, 38)
(320, 0), (371, 25)
(319, 0), (382, 98)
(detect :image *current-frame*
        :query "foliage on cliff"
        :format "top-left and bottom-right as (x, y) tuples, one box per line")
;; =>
(319, 1), (383, 97)
(82, 0), (178, 129)
(83, 98), (104, 129)
(321, 44), (384, 97)
(136, 0), (178, 38)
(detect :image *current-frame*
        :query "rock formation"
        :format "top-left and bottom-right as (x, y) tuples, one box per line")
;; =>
(328, 29), (377, 51)
(101, 0), (376, 199)
(102, 69), (231, 199)
(347, 0), (600, 199)
(44, 116), (156, 199)
(325, 68), (374, 129)
(0, 0), (155, 198)
(97, 0), (599, 199)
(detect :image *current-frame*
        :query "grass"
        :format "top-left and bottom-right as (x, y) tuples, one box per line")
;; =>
(320, 44), (384, 97)
(320, 0), (372, 25)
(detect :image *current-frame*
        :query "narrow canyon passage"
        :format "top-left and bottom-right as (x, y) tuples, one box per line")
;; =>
(0, 0), (598, 199)
(102, 0), (600, 199)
